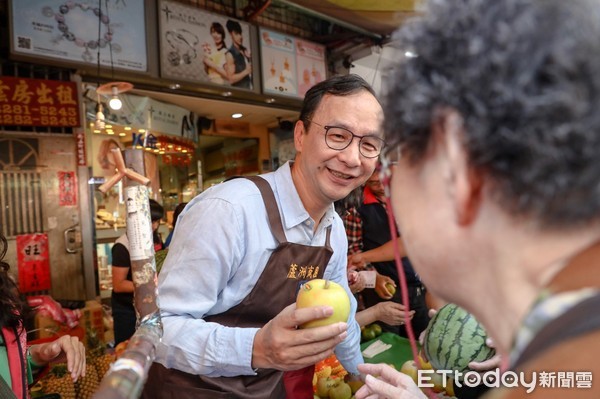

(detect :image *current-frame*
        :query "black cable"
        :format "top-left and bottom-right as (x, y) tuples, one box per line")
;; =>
(97, 0), (102, 86)
(105, 0), (115, 80)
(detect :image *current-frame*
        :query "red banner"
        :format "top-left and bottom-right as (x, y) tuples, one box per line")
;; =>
(16, 233), (51, 293)
(58, 171), (77, 206)
(75, 131), (87, 166)
(0, 76), (80, 127)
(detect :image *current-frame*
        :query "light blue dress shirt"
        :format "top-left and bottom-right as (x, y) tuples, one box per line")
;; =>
(155, 161), (363, 377)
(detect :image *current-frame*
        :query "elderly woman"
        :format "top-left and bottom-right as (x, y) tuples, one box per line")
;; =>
(356, 0), (600, 398)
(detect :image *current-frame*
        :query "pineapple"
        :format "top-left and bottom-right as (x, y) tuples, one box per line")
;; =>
(42, 364), (76, 399)
(74, 362), (100, 399)
(93, 353), (115, 381)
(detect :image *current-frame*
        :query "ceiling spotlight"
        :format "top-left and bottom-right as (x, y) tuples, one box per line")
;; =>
(265, 98), (276, 104)
(232, 113), (243, 119)
(222, 91), (232, 97)
(169, 83), (181, 90)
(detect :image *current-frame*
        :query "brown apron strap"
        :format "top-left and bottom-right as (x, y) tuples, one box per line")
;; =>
(514, 292), (600, 368)
(244, 176), (287, 244)
(324, 225), (332, 249)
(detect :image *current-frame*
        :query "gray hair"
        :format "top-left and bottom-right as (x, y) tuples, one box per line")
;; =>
(383, 0), (600, 227)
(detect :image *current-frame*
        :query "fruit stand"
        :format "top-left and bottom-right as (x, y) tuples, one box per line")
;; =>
(360, 332), (413, 369)
(310, 333), (457, 399)
(360, 333), (457, 398)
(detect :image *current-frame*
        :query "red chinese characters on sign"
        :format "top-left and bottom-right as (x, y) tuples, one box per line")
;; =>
(16, 233), (51, 293)
(75, 131), (87, 166)
(0, 76), (80, 127)
(58, 171), (77, 206)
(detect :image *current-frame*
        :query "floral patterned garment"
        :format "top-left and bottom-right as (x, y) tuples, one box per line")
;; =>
(510, 287), (599, 366)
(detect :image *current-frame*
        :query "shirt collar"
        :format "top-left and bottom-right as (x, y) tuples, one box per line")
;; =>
(273, 161), (336, 230)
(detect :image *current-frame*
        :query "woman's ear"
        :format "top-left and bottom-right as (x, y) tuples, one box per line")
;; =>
(435, 109), (482, 225)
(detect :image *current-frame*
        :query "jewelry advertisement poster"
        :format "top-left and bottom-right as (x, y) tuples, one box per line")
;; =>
(260, 28), (326, 99)
(9, 0), (147, 72)
(159, 0), (254, 90)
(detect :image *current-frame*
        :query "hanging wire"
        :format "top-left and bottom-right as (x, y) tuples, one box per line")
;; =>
(105, 0), (116, 80)
(95, 0), (104, 126)
(96, 0), (102, 85)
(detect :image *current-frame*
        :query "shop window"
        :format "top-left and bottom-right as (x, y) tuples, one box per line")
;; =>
(0, 138), (44, 238)
(199, 136), (259, 190)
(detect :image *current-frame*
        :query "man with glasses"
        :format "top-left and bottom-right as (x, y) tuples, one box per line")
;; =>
(355, 0), (600, 398)
(142, 74), (383, 398)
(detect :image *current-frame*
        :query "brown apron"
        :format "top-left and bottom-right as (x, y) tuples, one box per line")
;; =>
(142, 176), (333, 398)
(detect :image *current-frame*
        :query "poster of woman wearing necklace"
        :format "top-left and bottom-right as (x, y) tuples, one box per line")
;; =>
(159, 0), (255, 91)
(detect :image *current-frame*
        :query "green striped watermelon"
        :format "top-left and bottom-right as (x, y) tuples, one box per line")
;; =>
(155, 249), (169, 274)
(423, 303), (495, 373)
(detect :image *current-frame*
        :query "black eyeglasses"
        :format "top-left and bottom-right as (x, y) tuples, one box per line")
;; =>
(307, 120), (385, 158)
(379, 145), (401, 198)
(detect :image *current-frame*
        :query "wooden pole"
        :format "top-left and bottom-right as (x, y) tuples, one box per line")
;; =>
(93, 148), (162, 399)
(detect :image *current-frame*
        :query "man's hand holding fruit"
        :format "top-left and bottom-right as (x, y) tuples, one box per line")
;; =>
(251, 279), (352, 371)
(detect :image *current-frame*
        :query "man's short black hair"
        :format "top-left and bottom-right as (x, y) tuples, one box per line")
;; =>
(226, 20), (242, 35)
(299, 74), (379, 131)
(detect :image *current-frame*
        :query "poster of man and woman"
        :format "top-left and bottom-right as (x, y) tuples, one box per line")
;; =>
(159, 0), (254, 90)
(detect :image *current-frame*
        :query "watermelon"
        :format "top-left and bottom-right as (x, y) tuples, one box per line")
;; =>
(155, 248), (169, 274)
(423, 303), (495, 373)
